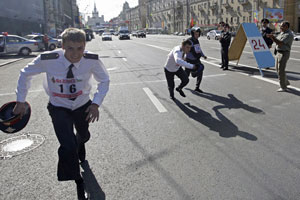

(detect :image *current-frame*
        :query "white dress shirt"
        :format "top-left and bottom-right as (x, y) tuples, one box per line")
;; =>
(164, 46), (194, 72)
(16, 49), (110, 110)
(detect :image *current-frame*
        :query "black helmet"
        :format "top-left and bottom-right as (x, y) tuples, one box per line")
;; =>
(191, 27), (201, 37)
(0, 101), (31, 134)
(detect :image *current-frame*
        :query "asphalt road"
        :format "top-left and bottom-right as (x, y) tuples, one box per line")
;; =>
(0, 34), (300, 200)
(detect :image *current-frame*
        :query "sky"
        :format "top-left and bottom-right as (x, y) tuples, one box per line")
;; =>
(77, 0), (138, 22)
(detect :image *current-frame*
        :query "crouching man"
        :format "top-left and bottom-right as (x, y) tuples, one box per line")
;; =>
(164, 39), (197, 100)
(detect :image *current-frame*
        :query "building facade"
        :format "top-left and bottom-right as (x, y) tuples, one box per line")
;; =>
(87, 3), (105, 31)
(0, 0), (44, 36)
(284, 0), (300, 32)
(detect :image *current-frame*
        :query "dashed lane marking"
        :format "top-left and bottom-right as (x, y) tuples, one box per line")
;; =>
(122, 58), (127, 62)
(143, 87), (167, 113)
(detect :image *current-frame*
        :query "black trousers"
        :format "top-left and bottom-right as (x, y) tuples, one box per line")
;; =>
(44, 43), (48, 51)
(164, 67), (189, 97)
(185, 68), (203, 89)
(47, 100), (92, 181)
(221, 47), (229, 68)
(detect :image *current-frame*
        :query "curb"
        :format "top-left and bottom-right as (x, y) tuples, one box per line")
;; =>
(0, 58), (25, 67)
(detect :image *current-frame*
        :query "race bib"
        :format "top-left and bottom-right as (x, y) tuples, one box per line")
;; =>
(47, 74), (87, 99)
(194, 44), (202, 54)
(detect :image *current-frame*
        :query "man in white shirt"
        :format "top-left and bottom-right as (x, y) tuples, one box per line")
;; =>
(164, 39), (196, 100)
(13, 28), (110, 200)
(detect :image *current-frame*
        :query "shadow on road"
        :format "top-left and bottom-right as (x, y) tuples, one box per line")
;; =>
(186, 90), (264, 114)
(81, 161), (106, 200)
(174, 99), (258, 141)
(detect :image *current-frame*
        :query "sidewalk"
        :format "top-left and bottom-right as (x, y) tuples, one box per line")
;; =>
(0, 52), (40, 67)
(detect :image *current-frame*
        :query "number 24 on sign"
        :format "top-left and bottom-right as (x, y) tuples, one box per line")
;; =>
(250, 37), (267, 52)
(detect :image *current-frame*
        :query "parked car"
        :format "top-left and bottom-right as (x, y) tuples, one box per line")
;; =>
(137, 31), (146, 38)
(178, 32), (185, 36)
(102, 32), (112, 41)
(114, 32), (119, 36)
(56, 35), (62, 48)
(294, 32), (300, 41)
(0, 33), (39, 56)
(207, 30), (222, 40)
(173, 32), (179, 35)
(24, 34), (59, 50)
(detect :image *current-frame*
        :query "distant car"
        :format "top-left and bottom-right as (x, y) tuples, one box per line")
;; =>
(114, 32), (119, 36)
(137, 31), (146, 38)
(102, 33), (112, 41)
(178, 32), (185, 36)
(119, 30), (130, 40)
(0, 34), (39, 56)
(132, 31), (138, 37)
(24, 34), (59, 50)
(207, 30), (222, 40)
(173, 32), (179, 35)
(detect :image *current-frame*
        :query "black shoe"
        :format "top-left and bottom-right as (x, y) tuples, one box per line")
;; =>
(220, 65), (224, 69)
(76, 181), (88, 200)
(194, 88), (203, 93)
(170, 95), (175, 100)
(78, 144), (86, 163)
(223, 67), (228, 71)
(176, 87), (186, 97)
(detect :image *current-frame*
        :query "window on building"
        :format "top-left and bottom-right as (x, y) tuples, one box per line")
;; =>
(237, 6), (240, 11)
(237, 17), (240, 24)
(204, 3), (206, 8)
(208, 11), (210, 15)
(226, 18), (228, 23)
(231, 17), (233, 23)
(243, 16), (246, 22)
(221, 9), (223, 14)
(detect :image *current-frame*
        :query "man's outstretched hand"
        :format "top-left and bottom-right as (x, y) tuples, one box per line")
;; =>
(85, 103), (99, 123)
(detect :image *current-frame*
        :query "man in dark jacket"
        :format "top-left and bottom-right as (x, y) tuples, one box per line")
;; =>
(219, 23), (231, 70)
(185, 27), (207, 93)
(261, 18), (273, 48)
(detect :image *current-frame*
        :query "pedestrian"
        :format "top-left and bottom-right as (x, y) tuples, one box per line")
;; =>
(219, 23), (231, 70)
(218, 21), (225, 31)
(43, 34), (49, 51)
(185, 27), (207, 93)
(13, 28), (110, 199)
(260, 18), (273, 48)
(164, 39), (197, 100)
(267, 21), (294, 92)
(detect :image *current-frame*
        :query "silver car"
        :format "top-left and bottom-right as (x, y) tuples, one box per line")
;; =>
(0, 34), (39, 56)
(24, 34), (59, 50)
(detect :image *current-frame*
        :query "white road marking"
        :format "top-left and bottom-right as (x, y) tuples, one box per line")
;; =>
(210, 47), (253, 54)
(0, 89), (43, 97)
(252, 75), (300, 92)
(107, 67), (120, 71)
(110, 74), (226, 86)
(134, 42), (300, 91)
(0, 74), (227, 97)
(122, 58), (127, 62)
(143, 87), (167, 113)
(118, 50), (121, 54)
